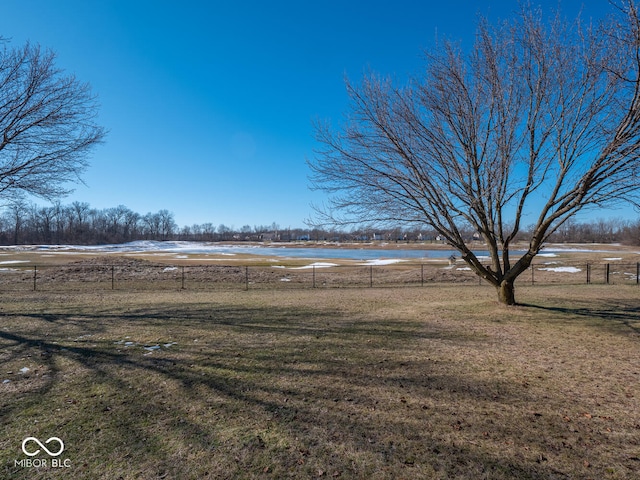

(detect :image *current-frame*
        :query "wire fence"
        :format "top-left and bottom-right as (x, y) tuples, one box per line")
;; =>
(0, 261), (638, 292)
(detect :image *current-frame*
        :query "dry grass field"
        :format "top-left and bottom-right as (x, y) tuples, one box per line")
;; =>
(1, 281), (639, 479)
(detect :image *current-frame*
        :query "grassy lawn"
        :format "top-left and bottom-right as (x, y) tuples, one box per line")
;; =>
(1, 284), (639, 479)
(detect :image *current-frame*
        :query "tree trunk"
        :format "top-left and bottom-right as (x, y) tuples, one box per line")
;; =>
(497, 280), (516, 305)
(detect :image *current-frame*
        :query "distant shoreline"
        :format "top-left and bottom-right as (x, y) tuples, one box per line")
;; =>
(0, 240), (636, 252)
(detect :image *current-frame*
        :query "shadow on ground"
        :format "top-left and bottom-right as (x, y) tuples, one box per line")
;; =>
(1, 296), (638, 479)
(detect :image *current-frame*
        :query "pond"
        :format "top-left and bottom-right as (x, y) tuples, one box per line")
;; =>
(33, 240), (613, 261)
(44, 241), (511, 261)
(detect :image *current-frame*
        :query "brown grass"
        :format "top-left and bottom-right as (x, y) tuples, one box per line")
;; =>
(1, 284), (639, 479)
(0, 255), (637, 293)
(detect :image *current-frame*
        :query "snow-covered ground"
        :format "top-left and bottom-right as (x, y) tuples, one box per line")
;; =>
(1, 241), (636, 274)
(537, 266), (582, 273)
(358, 259), (406, 266)
(2, 240), (446, 261)
(272, 262), (339, 270)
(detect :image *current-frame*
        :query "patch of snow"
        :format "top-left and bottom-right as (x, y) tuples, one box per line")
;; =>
(0, 260), (29, 264)
(358, 259), (406, 266)
(272, 262), (339, 270)
(163, 267), (178, 272)
(538, 266), (582, 273)
(143, 345), (161, 355)
(603, 257), (622, 261)
(280, 278), (291, 282)
(290, 262), (339, 270)
(456, 267), (472, 271)
(542, 245), (620, 253)
(537, 253), (558, 257)
(2, 379), (10, 384)
(19, 367), (30, 374)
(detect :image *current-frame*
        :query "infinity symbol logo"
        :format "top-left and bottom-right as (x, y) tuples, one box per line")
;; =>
(21, 437), (65, 457)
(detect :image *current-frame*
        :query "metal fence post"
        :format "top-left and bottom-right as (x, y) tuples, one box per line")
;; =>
(26, 258), (639, 292)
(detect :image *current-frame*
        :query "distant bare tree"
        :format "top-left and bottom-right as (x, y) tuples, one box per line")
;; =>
(6, 197), (26, 244)
(200, 223), (215, 241)
(0, 40), (105, 200)
(309, 2), (640, 304)
(217, 224), (232, 241)
(69, 201), (91, 242)
(142, 212), (161, 240)
(621, 219), (640, 244)
(157, 209), (176, 240)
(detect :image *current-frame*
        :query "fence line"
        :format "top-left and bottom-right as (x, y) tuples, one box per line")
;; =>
(1, 262), (638, 292)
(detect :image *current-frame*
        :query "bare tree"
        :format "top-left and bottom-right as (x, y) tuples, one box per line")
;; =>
(0, 40), (105, 200)
(309, 2), (640, 304)
(6, 197), (26, 244)
(157, 209), (177, 240)
(142, 212), (161, 240)
(68, 201), (91, 243)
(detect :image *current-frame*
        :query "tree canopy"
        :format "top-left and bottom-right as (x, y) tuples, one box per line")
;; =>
(0, 40), (105, 200)
(309, 1), (640, 304)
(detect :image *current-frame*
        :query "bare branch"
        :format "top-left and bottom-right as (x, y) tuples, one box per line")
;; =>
(309, 1), (640, 304)
(0, 41), (105, 201)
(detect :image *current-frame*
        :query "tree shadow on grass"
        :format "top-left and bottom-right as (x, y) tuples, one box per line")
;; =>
(1, 301), (633, 479)
(520, 299), (640, 336)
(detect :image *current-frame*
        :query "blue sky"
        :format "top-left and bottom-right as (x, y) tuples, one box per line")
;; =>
(0, 1), (629, 229)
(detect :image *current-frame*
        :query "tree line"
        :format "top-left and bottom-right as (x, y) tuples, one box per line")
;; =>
(0, 200), (638, 246)
(1, 201), (177, 245)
